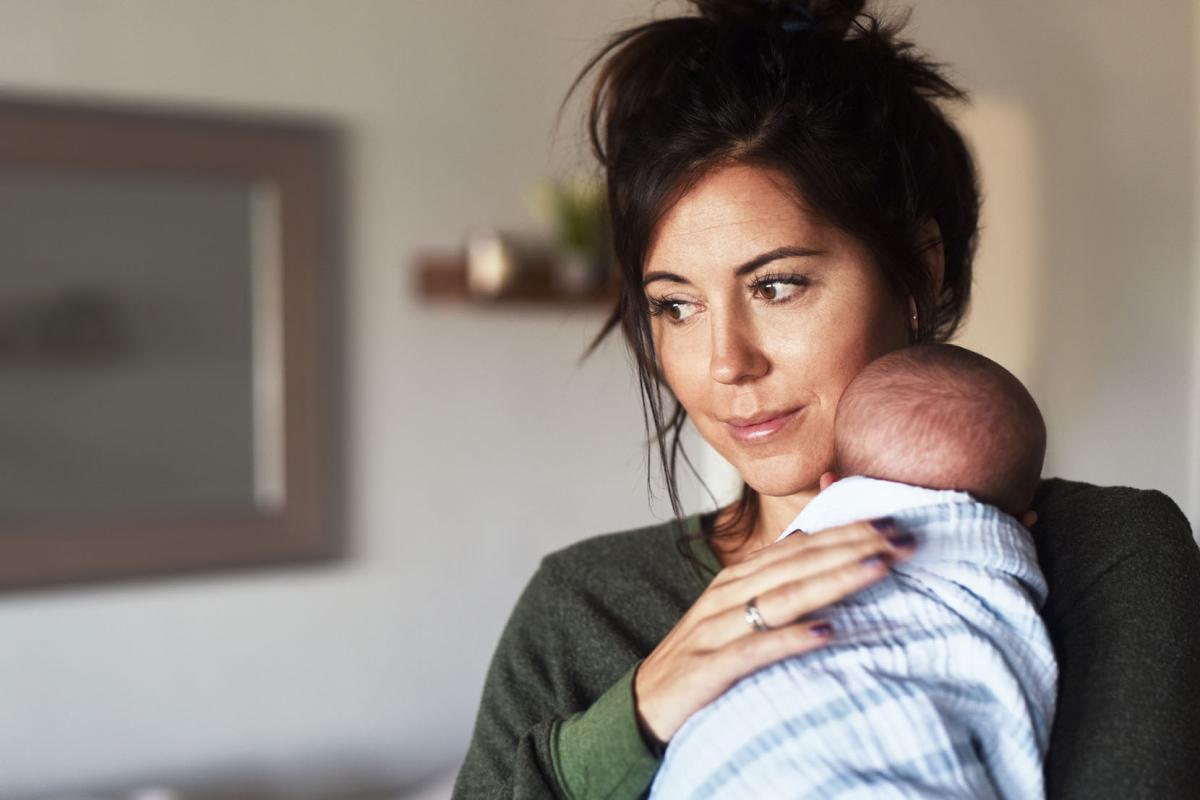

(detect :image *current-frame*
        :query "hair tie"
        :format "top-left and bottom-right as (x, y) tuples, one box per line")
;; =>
(781, 2), (817, 33)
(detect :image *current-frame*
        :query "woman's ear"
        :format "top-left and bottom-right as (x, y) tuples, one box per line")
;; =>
(908, 219), (945, 333)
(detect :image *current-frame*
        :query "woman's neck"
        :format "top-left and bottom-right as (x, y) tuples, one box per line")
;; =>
(712, 485), (820, 566)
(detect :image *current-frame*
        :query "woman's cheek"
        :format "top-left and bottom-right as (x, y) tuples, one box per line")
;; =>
(659, 330), (706, 388)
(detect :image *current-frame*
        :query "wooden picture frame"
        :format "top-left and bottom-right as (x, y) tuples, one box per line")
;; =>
(0, 94), (342, 590)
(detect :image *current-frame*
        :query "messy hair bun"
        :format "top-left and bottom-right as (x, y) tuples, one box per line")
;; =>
(692, 0), (865, 39)
(567, 0), (980, 550)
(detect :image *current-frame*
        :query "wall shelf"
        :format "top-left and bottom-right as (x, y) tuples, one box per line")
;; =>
(415, 251), (619, 307)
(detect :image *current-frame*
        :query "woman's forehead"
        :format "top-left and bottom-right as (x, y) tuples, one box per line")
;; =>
(645, 165), (829, 274)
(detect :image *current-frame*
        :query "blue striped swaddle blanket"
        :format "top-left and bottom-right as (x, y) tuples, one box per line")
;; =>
(649, 476), (1057, 799)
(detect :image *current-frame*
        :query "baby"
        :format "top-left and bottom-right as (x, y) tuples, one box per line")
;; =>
(650, 343), (1056, 800)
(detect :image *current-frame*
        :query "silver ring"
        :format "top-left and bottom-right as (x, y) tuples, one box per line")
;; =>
(744, 596), (772, 632)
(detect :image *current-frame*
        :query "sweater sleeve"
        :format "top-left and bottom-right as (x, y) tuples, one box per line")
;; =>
(552, 661), (663, 798)
(452, 556), (663, 799)
(1035, 485), (1200, 798)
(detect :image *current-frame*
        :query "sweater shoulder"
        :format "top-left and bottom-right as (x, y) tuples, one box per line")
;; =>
(1031, 476), (1196, 614)
(1034, 476), (1192, 546)
(527, 515), (708, 665)
(539, 515), (697, 587)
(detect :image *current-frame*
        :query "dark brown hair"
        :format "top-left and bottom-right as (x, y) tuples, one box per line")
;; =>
(564, 0), (981, 559)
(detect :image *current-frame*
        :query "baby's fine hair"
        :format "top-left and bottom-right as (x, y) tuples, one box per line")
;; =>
(835, 344), (1047, 516)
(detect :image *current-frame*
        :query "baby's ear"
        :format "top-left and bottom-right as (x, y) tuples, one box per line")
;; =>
(819, 471), (840, 492)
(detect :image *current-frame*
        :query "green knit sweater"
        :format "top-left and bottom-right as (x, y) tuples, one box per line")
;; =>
(452, 478), (1200, 799)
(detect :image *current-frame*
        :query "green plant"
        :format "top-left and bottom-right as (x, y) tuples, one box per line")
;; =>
(528, 172), (609, 258)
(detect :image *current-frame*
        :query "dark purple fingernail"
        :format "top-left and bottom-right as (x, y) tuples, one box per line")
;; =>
(811, 622), (834, 637)
(870, 516), (896, 531)
(886, 532), (917, 549)
(861, 554), (889, 568)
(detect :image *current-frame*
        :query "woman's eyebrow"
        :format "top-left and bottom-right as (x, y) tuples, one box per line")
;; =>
(641, 245), (826, 287)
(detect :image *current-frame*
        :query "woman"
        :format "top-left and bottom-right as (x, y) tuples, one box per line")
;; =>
(453, 1), (1200, 797)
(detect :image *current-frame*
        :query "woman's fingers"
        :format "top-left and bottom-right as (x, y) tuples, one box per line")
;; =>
(718, 530), (912, 606)
(713, 619), (836, 674)
(696, 544), (900, 649)
(705, 519), (914, 614)
(713, 516), (905, 584)
(753, 552), (892, 627)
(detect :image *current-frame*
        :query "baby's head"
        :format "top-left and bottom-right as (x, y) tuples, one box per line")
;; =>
(833, 344), (1046, 519)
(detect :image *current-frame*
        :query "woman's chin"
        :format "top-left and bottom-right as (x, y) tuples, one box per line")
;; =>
(733, 456), (821, 498)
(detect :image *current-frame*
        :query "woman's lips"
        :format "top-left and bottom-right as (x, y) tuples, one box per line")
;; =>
(725, 407), (806, 442)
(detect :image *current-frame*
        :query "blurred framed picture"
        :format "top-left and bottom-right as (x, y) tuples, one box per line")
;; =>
(0, 94), (342, 590)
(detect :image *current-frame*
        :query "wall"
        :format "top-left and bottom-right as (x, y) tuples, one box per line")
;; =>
(0, 1), (1195, 798)
(0, 1), (672, 797)
(893, 0), (1199, 527)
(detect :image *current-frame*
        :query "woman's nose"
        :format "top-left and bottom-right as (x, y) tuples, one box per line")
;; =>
(709, 308), (769, 384)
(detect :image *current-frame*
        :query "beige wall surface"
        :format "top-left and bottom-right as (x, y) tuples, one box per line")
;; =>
(0, 1), (1195, 798)
(0, 1), (665, 797)
(887, 0), (1198, 524)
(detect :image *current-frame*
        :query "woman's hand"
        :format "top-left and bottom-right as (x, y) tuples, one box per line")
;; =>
(632, 516), (916, 746)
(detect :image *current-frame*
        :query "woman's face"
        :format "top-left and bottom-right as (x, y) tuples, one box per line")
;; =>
(643, 164), (911, 497)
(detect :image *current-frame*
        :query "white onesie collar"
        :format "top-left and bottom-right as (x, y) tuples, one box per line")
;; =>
(774, 475), (977, 543)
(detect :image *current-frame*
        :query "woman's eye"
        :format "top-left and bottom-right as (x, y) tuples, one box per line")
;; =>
(760, 283), (782, 300)
(751, 275), (808, 303)
(648, 297), (698, 323)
